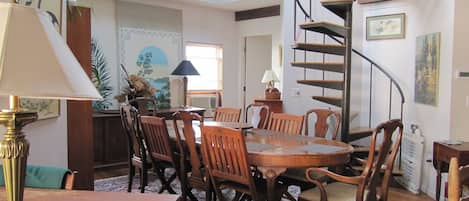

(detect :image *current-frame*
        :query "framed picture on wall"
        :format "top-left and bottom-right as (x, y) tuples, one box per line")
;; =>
(18, 0), (63, 120)
(366, 13), (405, 40)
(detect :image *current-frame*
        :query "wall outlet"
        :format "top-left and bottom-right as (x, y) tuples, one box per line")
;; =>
(291, 88), (300, 96)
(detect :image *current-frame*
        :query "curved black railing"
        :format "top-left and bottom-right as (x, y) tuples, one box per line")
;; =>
(294, 0), (405, 128)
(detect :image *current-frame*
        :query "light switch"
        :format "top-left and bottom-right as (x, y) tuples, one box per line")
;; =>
(466, 96), (469, 108)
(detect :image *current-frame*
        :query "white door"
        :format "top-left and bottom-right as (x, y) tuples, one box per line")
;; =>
(243, 35), (272, 110)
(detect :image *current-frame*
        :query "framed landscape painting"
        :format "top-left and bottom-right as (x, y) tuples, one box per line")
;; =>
(366, 13), (405, 40)
(19, 0), (63, 120)
(415, 32), (441, 106)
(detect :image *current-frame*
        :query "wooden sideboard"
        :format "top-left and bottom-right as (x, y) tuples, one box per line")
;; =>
(433, 141), (469, 201)
(93, 113), (128, 169)
(254, 99), (283, 113)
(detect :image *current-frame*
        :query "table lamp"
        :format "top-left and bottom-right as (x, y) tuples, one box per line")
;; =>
(0, 3), (102, 201)
(171, 60), (199, 107)
(261, 70), (280, 99)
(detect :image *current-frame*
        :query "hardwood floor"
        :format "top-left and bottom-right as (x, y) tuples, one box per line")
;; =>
(94, 167), (435, 201)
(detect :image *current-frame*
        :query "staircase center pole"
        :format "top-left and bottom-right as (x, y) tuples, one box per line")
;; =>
(341, 5), (353, 143)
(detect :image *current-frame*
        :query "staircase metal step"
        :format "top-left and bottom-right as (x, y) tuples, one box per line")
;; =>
(293, 43), (346, 55)
(348, 127), (374, 142)
(320, 0), (353, 19)
(300, 21), (349, 38)
(291, 62), (344, 73)
(297, 80), (344, 90)
(312, 96), (342, 107)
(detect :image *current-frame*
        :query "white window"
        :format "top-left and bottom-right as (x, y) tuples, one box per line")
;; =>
(185, 43), (223, 91)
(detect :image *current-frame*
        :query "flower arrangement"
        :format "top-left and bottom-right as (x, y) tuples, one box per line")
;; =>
(115, 65), (157, 103)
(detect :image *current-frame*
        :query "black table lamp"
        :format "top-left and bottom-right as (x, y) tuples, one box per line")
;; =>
(171, 60), (200, 106)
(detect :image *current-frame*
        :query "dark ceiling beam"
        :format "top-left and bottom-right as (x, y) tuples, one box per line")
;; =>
(357, 0), (390, 4)
(235, 5), (280, 21)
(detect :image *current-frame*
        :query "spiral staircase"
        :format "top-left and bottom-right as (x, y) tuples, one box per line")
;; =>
(292, 0), (405, 159)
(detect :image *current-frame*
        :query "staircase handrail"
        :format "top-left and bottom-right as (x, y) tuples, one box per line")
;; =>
(294, 0), (405, 105)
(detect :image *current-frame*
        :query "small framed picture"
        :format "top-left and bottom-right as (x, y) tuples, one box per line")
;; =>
(366, 13), (405, 40)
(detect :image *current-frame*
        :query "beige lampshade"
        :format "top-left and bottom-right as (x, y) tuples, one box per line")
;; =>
(261, 70), (279, 84)
(0, 3), (102, 100)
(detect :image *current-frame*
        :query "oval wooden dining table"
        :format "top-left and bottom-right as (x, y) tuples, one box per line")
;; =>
(245, 129), (353, 201)
(168, 122), (353, 201)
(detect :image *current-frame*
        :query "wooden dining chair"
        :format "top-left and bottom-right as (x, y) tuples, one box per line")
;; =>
(304, 109), (341, 139)
(129, 97), (158, 116)
(245, 103), (270, 129)
(173, 111), (215, 201)
(139, 115), (179, 194)
(449, 157), (469, 201)
(265, 112), (305, 135)
(214, 107), (242, 122)
(200, 125), (285, 201)
(281, 109), (341, 200)
(298, 119), (403, 201)
(120, 103), (152, 193)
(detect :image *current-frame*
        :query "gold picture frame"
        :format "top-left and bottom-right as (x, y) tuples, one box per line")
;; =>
(366, 13), (405, 40)
(19, 0), (63, 120)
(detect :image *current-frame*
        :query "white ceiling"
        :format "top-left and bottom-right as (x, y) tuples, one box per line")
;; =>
(171, 0), (281, 11)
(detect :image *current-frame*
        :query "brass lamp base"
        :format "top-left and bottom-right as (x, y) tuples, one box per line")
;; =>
(0, 111), (37, 201)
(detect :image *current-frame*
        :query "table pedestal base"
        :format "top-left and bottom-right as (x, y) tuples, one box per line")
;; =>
(258, 167), (286, 201)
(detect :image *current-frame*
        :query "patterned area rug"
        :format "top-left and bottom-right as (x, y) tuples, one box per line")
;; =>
(94, 170), (300, 200)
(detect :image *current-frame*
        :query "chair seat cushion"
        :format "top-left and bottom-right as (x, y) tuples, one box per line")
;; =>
(0, 165), (70, 189)
(299, 182), (365, 201)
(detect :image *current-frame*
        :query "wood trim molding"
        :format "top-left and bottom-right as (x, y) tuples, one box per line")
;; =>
(235, 5), (280, 21)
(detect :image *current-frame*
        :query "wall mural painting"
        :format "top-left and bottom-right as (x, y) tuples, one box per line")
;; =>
(19, 0), (63, 120)
(119, 28), (182, 109)
(415, 32), (441, 106)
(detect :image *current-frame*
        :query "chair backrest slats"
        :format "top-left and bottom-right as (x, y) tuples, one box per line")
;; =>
(174, 111), (205, 179)
(449, 157), (469, 201)
(140, 116), (174, 163)
(120, 104), (147, 160)
(305, 109), (341, 139)
(266, 113), (304, 135)
(214, 107), (242, 122)
(245, 104), (270, 129)
(201, 126), (253, 186)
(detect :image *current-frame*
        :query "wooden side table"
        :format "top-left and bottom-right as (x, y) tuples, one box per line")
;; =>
(254, 99), (283, 113)
(433, 141), (469, 201)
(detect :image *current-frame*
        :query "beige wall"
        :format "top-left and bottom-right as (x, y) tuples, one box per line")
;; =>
(237, 15), (283, 106)
(450, 0), (469, 141)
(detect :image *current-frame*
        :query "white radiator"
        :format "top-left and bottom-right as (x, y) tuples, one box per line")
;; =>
(395, 129), (425, 194)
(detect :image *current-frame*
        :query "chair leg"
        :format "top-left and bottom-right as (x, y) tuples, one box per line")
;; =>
(128, 165), (135, 192)
(139, 167), (145, 193)
(156, 167), (177, 194)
